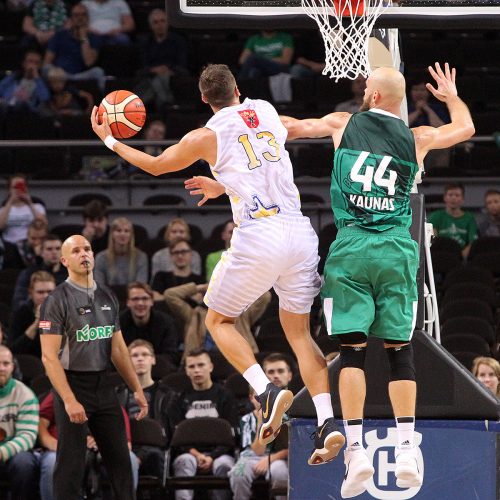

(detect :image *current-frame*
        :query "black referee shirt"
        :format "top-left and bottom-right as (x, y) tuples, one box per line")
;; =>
(39, 279), (120, 371)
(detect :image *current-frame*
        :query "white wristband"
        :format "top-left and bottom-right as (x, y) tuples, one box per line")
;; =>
(104, 135), (118, 151)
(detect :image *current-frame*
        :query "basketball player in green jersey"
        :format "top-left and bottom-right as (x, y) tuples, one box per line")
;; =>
(281, 62), (474, 498)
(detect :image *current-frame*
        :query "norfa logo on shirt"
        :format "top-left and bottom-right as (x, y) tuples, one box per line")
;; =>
(76, 324), (114, 342)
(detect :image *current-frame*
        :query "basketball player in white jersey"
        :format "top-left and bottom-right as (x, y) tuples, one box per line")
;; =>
(91, 64), (345, 464)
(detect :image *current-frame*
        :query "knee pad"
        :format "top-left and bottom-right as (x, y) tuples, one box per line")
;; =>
(339, 345), (367, 371)
(385, 343), (416, 381)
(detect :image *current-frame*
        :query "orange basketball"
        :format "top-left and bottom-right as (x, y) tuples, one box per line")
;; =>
(98, 90), (146, 139)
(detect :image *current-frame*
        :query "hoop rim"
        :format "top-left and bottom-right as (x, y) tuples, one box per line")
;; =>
(333, 0), (365, 17)
(169, 3), (500, 29)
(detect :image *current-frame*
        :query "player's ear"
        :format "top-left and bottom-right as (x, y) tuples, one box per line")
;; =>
(201, 93), (209, 104)
(235, 86), (241, 98)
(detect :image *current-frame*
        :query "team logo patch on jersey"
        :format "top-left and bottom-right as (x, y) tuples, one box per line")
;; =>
(238, 109), (259, 128)
(248, 195), (280, 219)
(39, 320), (51, 329)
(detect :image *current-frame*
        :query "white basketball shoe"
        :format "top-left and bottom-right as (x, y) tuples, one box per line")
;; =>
(341, 447), (375, 498)
(395, 446), (423, 488)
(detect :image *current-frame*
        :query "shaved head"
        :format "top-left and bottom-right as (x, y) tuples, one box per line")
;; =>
(62, 235), (91, 258)
(61, 234), (94, 279)
(361, 67), (406, 112)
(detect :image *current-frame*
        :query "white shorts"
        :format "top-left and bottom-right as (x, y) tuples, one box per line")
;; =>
(204, 214), (321, 317)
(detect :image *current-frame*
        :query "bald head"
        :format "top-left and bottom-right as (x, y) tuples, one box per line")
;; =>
(62, 235), (91, 258)
(61, 235), (94, 276)
(361, 67), (406, 113)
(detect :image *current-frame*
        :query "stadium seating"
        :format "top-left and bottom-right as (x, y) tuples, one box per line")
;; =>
(166, 417), (234, 492)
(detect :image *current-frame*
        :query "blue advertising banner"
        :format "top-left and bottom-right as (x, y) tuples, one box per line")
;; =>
(289, 419), (499, 500)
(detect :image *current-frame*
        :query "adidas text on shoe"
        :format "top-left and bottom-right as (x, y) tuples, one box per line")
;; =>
(341, 448), (374, 499)
(258, 383), (293, 446)
(308, 417), (346, 465)
(395, 447), (422, 488)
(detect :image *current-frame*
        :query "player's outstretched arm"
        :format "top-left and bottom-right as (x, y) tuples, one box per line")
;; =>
(91, 107), (216, 176)
(413, 62), (475, 154)
(184, 176), (226, 206)
(280, 112), (350, 140)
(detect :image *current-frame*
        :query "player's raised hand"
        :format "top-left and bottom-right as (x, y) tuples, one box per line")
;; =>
(90, 106), (113, 141)
(184, 176), (226, 206)
(426, 62), (458, 102)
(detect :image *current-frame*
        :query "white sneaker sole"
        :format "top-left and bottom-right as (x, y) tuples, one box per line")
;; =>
(396, 467), (422, 489)
(308, 431), (346, 465)
(397, 477), (423, 488)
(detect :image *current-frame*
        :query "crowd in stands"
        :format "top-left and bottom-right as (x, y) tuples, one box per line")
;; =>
(428, 184), (500, 373)
(0, 181), (497, 497)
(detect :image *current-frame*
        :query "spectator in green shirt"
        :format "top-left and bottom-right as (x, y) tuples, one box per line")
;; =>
(205, 220), (236, 281)
(238, 30), (294, 79)
(428, 183), (477, 258)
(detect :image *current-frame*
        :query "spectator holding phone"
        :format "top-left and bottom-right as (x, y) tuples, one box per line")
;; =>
(0, 174), (48, 246)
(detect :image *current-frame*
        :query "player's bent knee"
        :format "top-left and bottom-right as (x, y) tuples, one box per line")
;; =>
(385, 343), (416, 381)
(339, 333), (367, 370)
(205, 308), (236, 332)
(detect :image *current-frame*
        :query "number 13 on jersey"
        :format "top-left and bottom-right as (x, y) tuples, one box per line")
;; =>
(238, 132), (281, 170)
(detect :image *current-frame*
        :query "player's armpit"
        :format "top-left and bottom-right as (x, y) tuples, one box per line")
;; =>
(413, 119), (474, 154)
(322, 111), (351, 132)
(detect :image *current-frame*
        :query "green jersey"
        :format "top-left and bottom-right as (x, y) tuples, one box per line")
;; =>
(331, 109), (419, 232)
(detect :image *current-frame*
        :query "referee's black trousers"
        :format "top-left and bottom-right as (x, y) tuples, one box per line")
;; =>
(53, 370), (135, 500)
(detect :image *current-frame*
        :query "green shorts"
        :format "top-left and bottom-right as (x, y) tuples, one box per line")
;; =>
(321, 226), (419, 342)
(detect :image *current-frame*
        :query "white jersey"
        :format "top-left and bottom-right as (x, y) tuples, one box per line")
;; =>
(205, 98), (302, 225)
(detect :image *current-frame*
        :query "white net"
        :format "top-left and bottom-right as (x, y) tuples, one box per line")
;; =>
(301, 0), (389, 81)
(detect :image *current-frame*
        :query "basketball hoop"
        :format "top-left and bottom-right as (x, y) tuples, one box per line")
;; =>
(302, 0), (389, 81)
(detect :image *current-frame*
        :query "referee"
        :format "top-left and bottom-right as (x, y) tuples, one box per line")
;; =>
(40, 234), (148, 500)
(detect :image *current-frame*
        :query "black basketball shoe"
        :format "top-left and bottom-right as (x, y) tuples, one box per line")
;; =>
(308, 417), (346, 465)
(257, 383), (293, 445)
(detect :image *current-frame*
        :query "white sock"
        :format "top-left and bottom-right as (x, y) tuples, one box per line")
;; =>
(344, 419), (363, 449)
(312, 393), (334, 426)
(243, 364), (270, 395)
(396, 416), (415, 448)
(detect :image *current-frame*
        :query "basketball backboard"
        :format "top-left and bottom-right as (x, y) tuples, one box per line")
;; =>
(168, 0), (500, 29)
